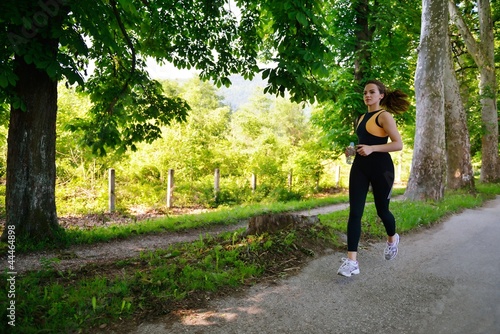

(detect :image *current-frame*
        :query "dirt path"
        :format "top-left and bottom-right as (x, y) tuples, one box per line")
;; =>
(2, 202), (350, 274)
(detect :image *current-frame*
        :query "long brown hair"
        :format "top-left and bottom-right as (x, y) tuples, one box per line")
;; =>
(366, 80), (410, 115)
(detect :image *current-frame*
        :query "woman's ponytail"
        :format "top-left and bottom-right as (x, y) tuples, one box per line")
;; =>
(366, 79), (410, 115)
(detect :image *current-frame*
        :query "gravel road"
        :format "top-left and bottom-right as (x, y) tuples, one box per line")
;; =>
(131, 196), (500, 334)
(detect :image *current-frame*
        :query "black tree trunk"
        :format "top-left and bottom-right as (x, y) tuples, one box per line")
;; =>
(353, 0), (374, 83)
(1, 55), (59, 242)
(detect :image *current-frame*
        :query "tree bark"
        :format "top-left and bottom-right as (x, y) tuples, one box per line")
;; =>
(1, 55), (59, 242)
(448, 0), (499, 182)
(406, 0), (447, 201)
(353, 0), (374, 83)
(477, 0), (498, 182)
(478, 62), (499, 182)
(443, 13), (475, 191)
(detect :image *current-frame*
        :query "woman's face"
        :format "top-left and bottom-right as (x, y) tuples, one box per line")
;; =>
(363, 83), (384, 107)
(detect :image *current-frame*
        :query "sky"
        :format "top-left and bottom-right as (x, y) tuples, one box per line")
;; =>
(145, 58), (268, 110)
(145, 58), (198, 80)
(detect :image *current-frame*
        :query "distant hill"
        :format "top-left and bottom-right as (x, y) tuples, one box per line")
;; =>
(147, 59), (268, 110)
(217, 75), (267, 110)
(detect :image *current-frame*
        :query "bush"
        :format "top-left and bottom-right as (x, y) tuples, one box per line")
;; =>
(267, 187), (304, 202)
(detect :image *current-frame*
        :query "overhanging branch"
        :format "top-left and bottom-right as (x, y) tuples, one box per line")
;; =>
(107, 0), (137, 114)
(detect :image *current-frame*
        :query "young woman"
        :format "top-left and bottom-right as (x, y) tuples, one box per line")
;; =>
(337, 79), (410, 277)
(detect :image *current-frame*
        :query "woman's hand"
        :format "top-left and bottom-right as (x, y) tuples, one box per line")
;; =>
(356, 144), (374, 156)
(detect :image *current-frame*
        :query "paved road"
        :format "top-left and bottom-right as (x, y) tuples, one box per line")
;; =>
(131, 196), (500, 334)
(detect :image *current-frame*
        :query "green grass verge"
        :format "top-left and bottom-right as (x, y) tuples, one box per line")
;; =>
(9, 191), (355, 253)
(320, 186), (496, 239)
(1, 227), (330, 333)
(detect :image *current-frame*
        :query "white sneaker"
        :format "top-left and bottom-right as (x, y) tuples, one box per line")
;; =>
(337, 258), (360, 277)
(384, 233), (400, 260)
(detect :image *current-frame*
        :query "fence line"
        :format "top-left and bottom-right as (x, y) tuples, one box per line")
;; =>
(107, 165), (351, 211)
(214, 168), (220, 202)
(166, 169), (174, 208)
(108, 168), (115, 212)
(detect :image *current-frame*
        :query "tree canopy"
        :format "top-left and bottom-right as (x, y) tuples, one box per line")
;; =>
(0, 0), (329, 154)
(0, 0), (331, 242)
(311, 0), (420, 154)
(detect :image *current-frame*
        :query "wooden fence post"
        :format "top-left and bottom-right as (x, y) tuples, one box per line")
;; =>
(166, 169), (174, 208)
(335, 165), (340, 187)
(214, 168), (220, 201)
(108, 168), (115, 212)
(251, 173), (257, 191)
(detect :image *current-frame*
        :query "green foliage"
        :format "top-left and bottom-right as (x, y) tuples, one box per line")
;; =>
(55, 77), (332, 212)
(10, 193), (351, 253)
(257, 0), (331, 103)
(311, 0), (421, 156)
(0, 0), (495, 245)
(448, 1), (500, 161)
(73, 72), (191, 155)
(0, 66), (404, 225)
(0, 0), (333, 244)
(0, 0), (331, 125)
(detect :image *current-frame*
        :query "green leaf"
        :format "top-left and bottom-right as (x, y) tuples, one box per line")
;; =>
(24, 53), (33, 64)
(296, 12), (309, 27)
(0, 76), (8, 88)
(117, 0), (138, 14)
(47, 62), (59, 78)
(262, 69), (271, 80)
(7, 72), (18, 86)
(63, 70), (84, 86)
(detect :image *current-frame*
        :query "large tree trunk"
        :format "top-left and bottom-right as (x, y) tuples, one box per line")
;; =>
(478, 64), (498, 182)
(1, 55), (59, 242)
(353, 0), (373, 83)
(443, 16), (475, 191)
(405, 0), (447, 201)
(448, 0), (499, 182)
(477, 0), (498, 182)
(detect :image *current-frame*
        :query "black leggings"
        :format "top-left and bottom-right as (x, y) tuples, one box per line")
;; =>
(347, 153), (396, 252)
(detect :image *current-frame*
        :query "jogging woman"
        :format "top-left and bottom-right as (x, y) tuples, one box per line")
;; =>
(337, 79), (410, 277)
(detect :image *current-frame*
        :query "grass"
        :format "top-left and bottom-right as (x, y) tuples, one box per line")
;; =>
(10, 190), (357, 253)
(1, 227), (330, 333)
(320, 188), (488, 239)
(1, 183), (499, 333)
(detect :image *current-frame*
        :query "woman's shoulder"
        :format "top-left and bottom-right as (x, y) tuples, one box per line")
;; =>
(377, 109), (397, 127)
(378, 110), (395, 120)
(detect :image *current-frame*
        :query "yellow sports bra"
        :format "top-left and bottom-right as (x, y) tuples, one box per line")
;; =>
(356, 110), (388, 138)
